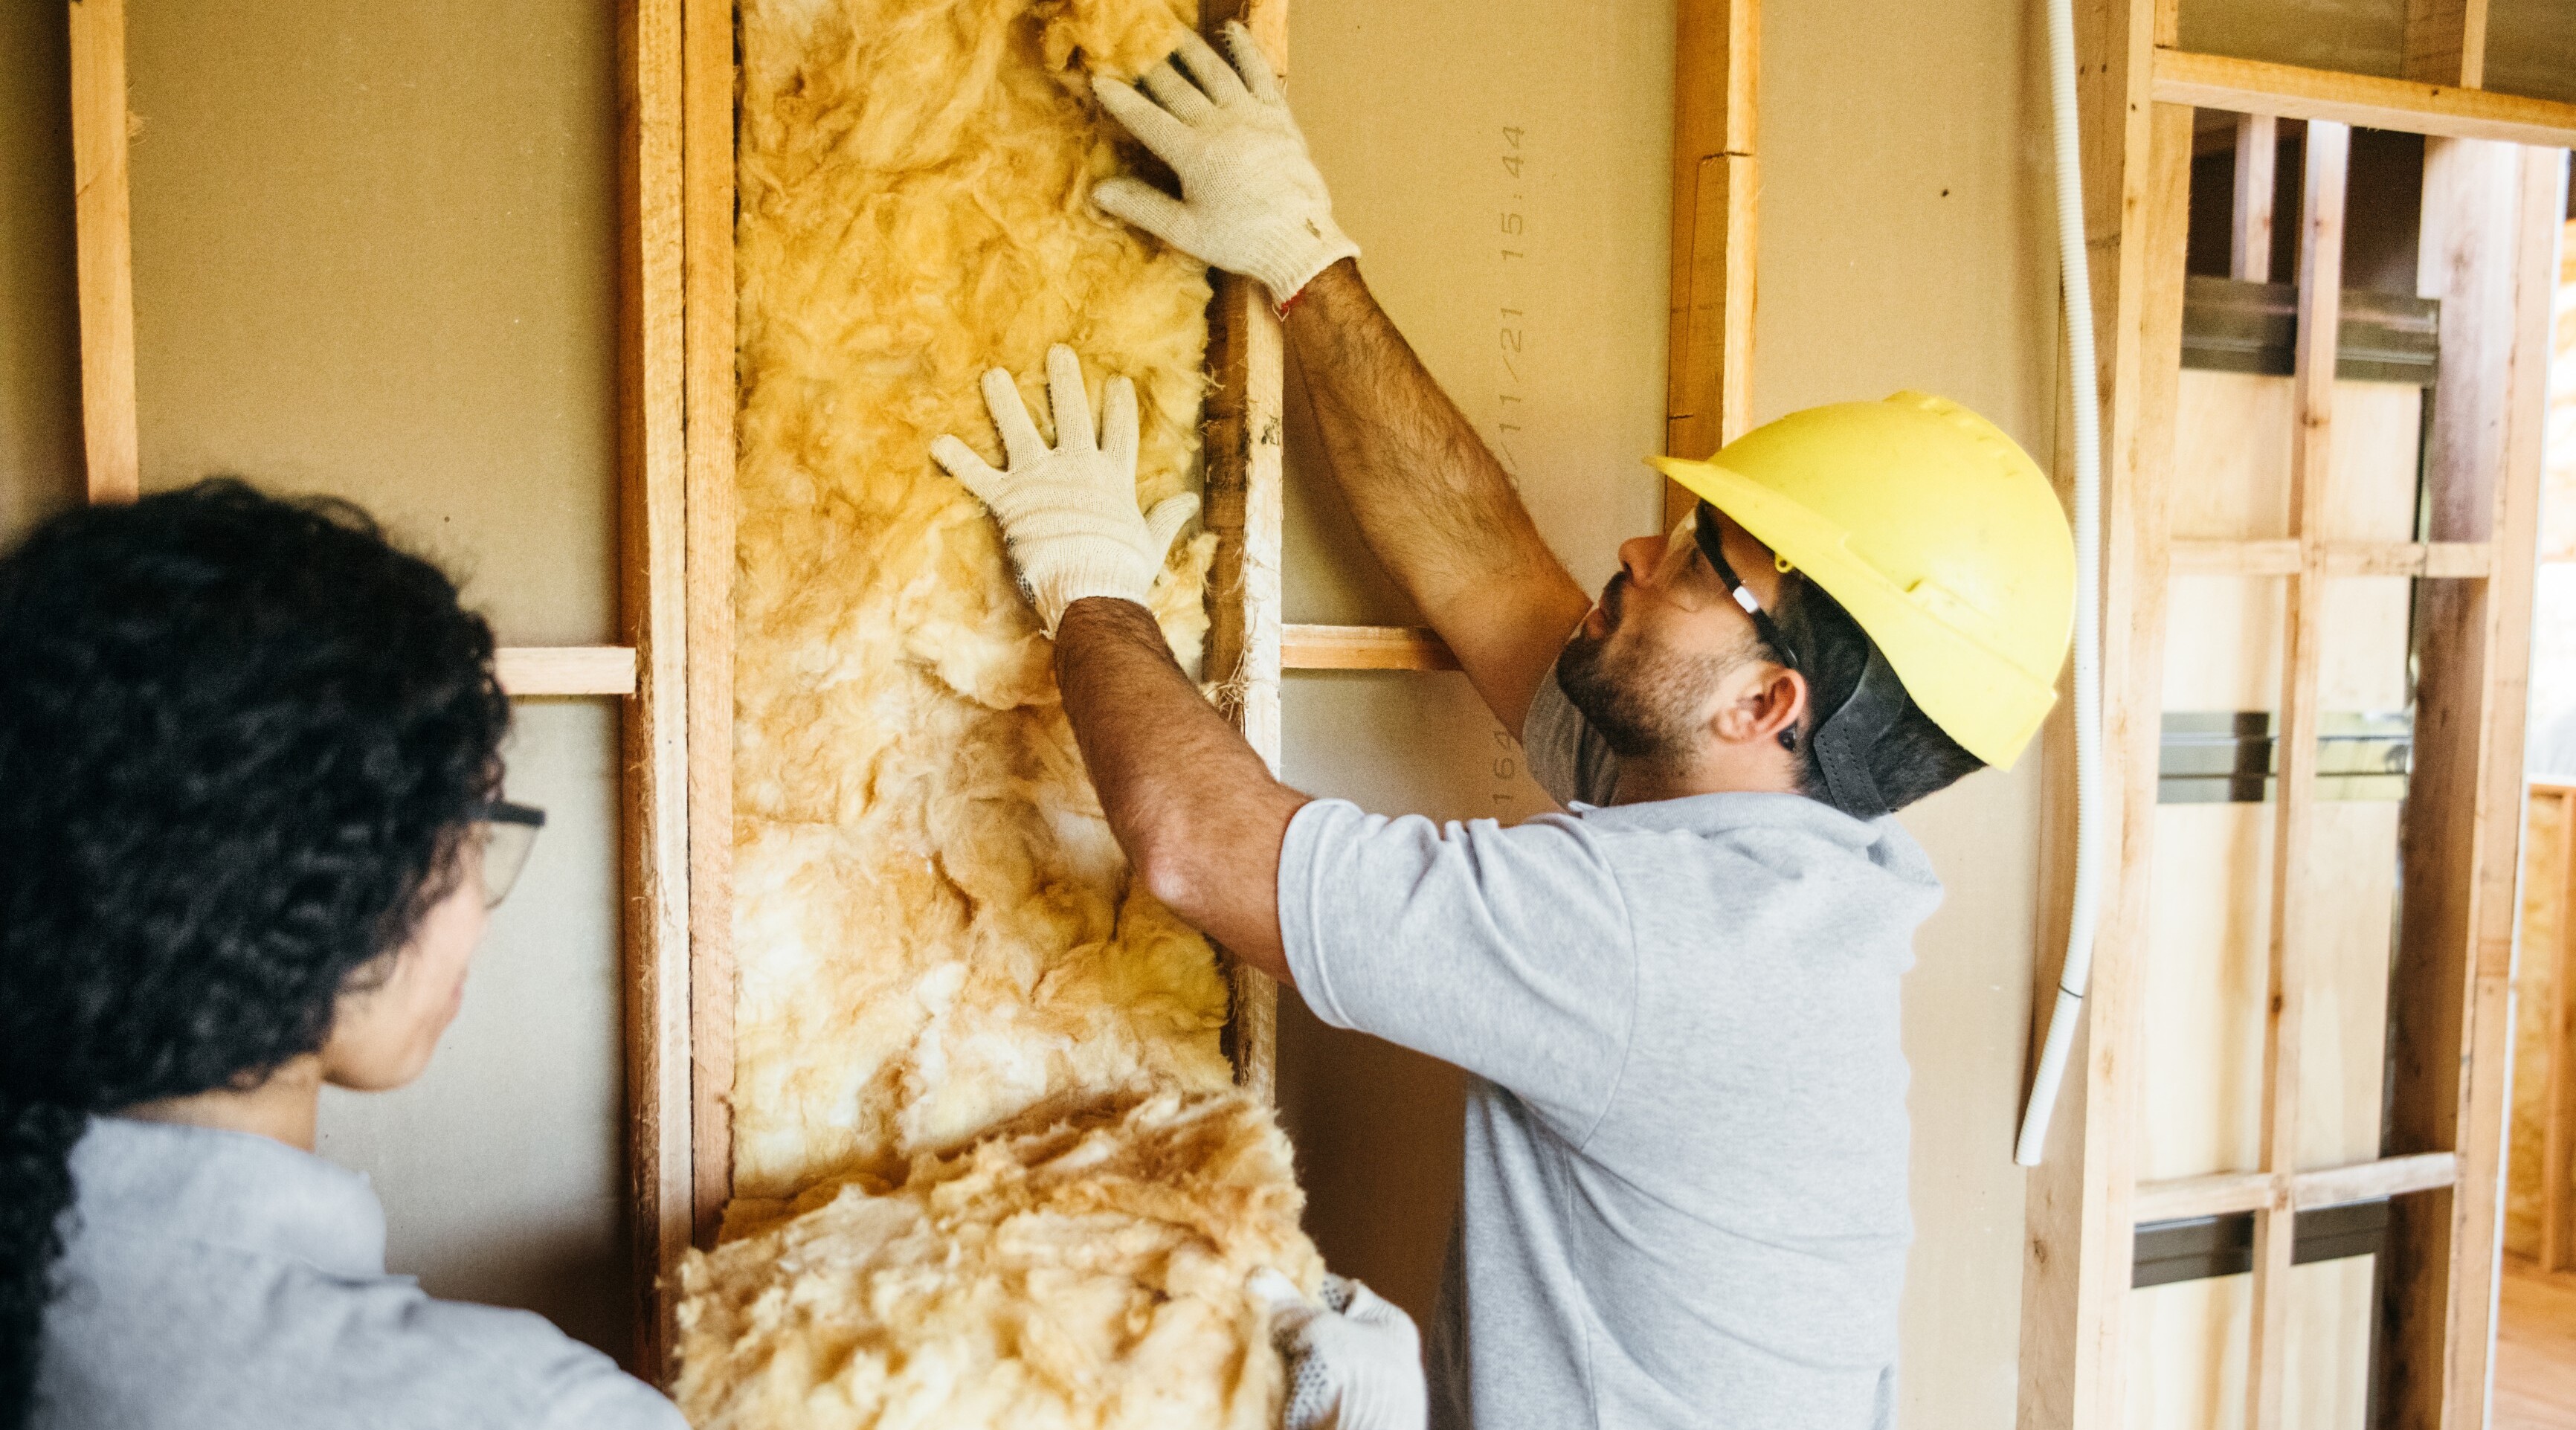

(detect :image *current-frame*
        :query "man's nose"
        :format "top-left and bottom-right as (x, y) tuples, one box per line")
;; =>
(1617, 535), (1664, 584)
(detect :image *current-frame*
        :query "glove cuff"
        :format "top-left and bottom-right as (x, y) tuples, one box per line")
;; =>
(1029, 560), (1156, 637)
(1245, 218), (1361, 310)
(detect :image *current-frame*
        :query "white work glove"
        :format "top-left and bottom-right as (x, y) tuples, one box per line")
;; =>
(1092, 22), (1359, 305)
(931, 344), (1200, 635)
(1251, 1269), (1426, 1430)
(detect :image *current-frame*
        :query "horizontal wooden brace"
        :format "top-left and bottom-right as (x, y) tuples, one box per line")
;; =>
(2133, 1151), (2461, 1223)
(495, 645), (641, 696)
(2154, 48), (2576, 148)
(1282, 623), (1459, 671)
(2168, 538), (2492, 578)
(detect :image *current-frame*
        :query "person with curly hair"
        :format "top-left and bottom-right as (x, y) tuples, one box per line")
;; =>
(0, 480), (687, 1430)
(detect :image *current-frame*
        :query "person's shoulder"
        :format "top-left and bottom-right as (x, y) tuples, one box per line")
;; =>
(371, 1297), (686, 1429)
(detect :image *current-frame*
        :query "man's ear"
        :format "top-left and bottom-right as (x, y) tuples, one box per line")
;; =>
(1710, 663), (1806, 748)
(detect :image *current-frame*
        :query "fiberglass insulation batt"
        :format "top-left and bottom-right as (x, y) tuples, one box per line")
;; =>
(674, 0), (1321, 1424)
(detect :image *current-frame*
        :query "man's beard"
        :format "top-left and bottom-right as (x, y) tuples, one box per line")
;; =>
(1554, 574), (1754, 761)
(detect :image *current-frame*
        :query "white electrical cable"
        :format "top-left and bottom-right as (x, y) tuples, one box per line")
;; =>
(2014, 0), (2106, 1167)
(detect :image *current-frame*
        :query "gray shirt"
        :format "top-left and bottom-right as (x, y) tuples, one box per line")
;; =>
(1278, 671), (1942, 1430)
(36, 1115), (683, 1430)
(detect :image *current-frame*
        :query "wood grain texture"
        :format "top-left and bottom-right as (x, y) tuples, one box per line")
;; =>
(2550, 786), (2576, 1271)
(2231, 114), (2275, 283)
(2154, 48), (2576, 147)
(2493, 1260), (2576, 1430)
(1282, 624), (1459, 671)
(2243, 120), (2347, 1430)
(2168, 538), (2492, 578)
(493, 646), (640, 697)
(1199, 0), (1287, 1103)
(1662, 0), (1757, 525)
(2132, 1153), (2461, 1223)
(68, 0), (138, 505)
(2381, 137), (2560, 1430)
(680, 0), (735, 1256)
(616, 0), (692, 1383)
(2402, 0), (2488, 89)
(2011, 0), (2190, 1394)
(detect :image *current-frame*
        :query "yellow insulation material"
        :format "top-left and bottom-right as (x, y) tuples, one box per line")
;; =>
(678, 0), (1318, 1422)
(676, 1093), (1322, 1426)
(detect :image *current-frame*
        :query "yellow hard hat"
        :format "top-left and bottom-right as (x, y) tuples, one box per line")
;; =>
(1647, 392), (2075, 769)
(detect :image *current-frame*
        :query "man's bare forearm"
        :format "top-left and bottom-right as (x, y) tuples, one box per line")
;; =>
(1054, 597), (1305, 984)
(1287, 260), (1590, 731)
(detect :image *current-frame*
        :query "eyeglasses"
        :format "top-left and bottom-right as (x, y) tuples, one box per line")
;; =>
(468, 800), (547, 908)
(1671, 501), (1801, 672)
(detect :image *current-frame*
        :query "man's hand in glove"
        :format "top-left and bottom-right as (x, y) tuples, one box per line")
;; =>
(1092, 23), (1359, 306)
(932, 344), (1199, 636)
(1251, 1269), (1427, 1430)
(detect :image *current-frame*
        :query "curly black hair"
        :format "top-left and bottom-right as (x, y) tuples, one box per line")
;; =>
(0, 480), (510, 1429)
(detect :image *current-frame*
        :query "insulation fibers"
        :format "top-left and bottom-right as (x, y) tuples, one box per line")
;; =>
(676, 1093), (1324, 1428)
(688, 0), (1320, 1422)
(729, 0), (1238, 1200)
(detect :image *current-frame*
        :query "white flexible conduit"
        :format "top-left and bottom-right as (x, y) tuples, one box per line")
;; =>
(2013, 0), (2106, 1167)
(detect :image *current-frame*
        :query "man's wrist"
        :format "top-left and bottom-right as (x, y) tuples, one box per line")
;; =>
(1054, 593), (1163, 646)
(1281, 257), (1363, 323)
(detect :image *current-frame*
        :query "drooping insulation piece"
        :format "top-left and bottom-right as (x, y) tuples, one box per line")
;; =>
(677, 1093), (1315, 1427)
(674, 0), (1319, 1422)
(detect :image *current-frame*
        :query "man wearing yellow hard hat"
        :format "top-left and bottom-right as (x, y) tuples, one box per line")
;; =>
(930, 25), (2078, 1430)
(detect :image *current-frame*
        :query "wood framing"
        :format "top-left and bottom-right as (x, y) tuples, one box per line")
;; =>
(2523, 785), (2576, 1273)
(2134, 1151), (2461, 1221)
(1283, 624), (1458, 671)
(680, 0), (737, 1257)
(2242, 117), (2347, 1430)
(2154, 49), (2576, 149)
(68, 0), (137, 504)
(1199, 0), (1289, 1104)
(2401, 0), (2487, 89)
(2229, 114), (2274, 283)
(2015, 0), (2189, 1420)
(2379, 138), (2560, 1430)
(614, 0), (693, 1380)
(2022, 0), (2568, 1414)
(2168, 538), (2492, 578)
(1662, 0), (1757, 526)
(494, 646), (640, 696)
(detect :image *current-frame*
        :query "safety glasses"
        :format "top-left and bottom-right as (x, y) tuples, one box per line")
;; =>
(1655, 502), (1801, 672)
(468, 800), (547, 909)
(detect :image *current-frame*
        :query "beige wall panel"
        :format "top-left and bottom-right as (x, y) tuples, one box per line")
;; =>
(113, 1), (632, 1359)
(1281, 0), (1673, 630)
(2167, 576), (2291, 710)
(2144, 804), (2276, 1180)
(2137, 805), (2400, 1182)
(1277, 0), (2059, 1421)
(123, 0), (617, 648)
(2485, 0), (2576, 104)
(2297, 799), (2400, 1169)
(2169, 374), (2419, 545)
(1275, 0), (1674, 1327)
(2172, 0), (2406, 80)
(2321, 381), (2421, 542)
(317, 702), (629, 1355)
(2174, 371), (2295, 542)
(1699, 0), (2062, 1415)
(0, 1), (83, 547)
(2316, 579), (2413, 711)
(2125, 1259), (2376, 1430)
